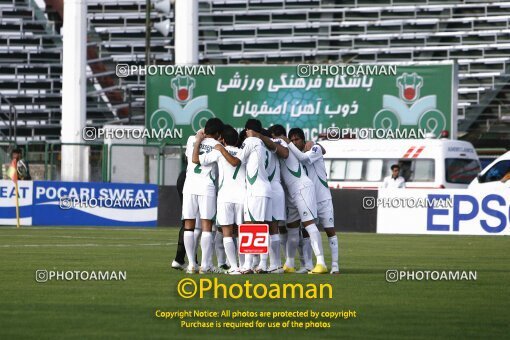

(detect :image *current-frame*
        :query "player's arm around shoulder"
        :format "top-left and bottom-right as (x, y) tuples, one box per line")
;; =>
(200, 148), (221, 166)
(266, 136), (289, 159)
(305, 144), (326, 164)
(248, 129), (289, 159)
(215, 144), (240, 167)
(191, 130), (205, 164)
(272, 138), (289, 159)
(276, 135), (292, 160)
(184, 135), (195, 161)
(304, 141), (326, 155)
(288, 142), (309, 163)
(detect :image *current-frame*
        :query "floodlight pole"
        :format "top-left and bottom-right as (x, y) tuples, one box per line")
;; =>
(144, 0), (151, 183)
(171, 0), (198, 184)
(61, 0), (89, 181)
(175, 0), (198, 64)
(145, 0), (151, 66)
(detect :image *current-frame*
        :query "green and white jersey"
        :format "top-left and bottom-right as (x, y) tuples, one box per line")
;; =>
(278, 139), (314, 196)
(200, 145), (246, 204)
(183, 136), (219, 197)
(288, 143), (332, 203)
(268, 138), (283, 183)
(236, 137), (272, 198)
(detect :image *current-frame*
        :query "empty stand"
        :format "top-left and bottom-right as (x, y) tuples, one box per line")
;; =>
(0, 0), (508, 144)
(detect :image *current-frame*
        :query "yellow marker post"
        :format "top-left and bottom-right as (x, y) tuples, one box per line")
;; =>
(7, 158), (20, 228)
(14, 180), (20, 228)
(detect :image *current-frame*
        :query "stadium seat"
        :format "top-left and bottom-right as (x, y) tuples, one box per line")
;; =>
(0, 0), (508, 140)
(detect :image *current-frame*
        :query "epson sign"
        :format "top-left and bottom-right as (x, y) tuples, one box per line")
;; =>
(427, 194), (509, 234)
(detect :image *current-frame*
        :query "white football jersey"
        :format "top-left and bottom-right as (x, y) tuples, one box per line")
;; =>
(236, 137), (272, 197)
(268, 138), (283, 183)
(277, 139), (314, 195)
(200, 145), (246, 204)
(288, 143), (332, 202)
(182, 136), (219, 197)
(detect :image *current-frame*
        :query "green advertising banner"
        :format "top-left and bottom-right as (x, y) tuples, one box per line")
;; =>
(146, 62), (456, 144)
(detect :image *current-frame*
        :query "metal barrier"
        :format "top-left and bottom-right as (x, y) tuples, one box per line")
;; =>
(45, 142), (105, 182)
(108, 143), (183, 185)
(4, 141), (184, 185)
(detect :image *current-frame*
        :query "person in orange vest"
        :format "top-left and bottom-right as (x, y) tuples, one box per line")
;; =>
(4, 148), (31, 181)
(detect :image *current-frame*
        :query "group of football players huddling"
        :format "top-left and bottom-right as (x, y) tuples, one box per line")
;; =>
(178, 117), (339, 275)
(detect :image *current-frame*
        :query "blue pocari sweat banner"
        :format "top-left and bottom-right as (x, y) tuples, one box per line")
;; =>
(32, 181), (158, 227)
(0, 180), (33, 225)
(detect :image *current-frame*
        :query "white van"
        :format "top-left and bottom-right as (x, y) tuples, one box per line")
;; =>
(468, 151), (510, 189)
(320, 138), (481, 189)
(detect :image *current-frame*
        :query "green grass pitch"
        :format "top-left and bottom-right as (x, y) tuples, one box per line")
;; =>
(0, 227), (508, 339)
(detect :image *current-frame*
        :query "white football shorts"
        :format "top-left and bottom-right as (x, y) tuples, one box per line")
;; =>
(217, 201), (244, 226)
(316, 199), (335, 228)
(182, 193), (216, 220)
(286, 185), (317, 223)
(271, 182), (286, 222)
(244, 196), (272, 223)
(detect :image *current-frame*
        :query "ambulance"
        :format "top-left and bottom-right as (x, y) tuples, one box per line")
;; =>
(320, 137), (481, 189)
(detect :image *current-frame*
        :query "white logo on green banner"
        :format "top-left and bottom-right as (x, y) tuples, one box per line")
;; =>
(373, 72), (447, 135)
(146, 64), (456, 143)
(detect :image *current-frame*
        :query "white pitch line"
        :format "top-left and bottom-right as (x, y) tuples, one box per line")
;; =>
(0, 242), (178, 248)
(0, 234), (164, 241)
(0, 227), (170, 232)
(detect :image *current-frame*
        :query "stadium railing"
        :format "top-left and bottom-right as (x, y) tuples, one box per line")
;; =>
(11, 141), (184, 185)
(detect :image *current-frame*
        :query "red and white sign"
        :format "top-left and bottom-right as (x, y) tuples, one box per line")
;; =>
(402, 146), (425, 158)
(238, 224), (269, 254)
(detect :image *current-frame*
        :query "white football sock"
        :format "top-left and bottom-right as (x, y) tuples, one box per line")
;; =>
(214, 232), (226, 266)
(285, 228), (299, 268)
(183, 230), (195, 269)
(234, 237), (244, 267)
(193, 228), (202, 265)
(298, 232), (305, 267)
(252, 254), (260, 268)
(305, 224), (326, 266)
(259, 253), (268, 270)
(210, 230), (216, 266)
(200, 231), (213, 269)
(269, 234), (281, 268)
(242, 254), (253, 271)
(238, 253), (245, 268)
(329, 235), (339, 266)
(303, 237), (313, 269)
(279, 232), (288, 258)
(223, 237), (238, 270)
